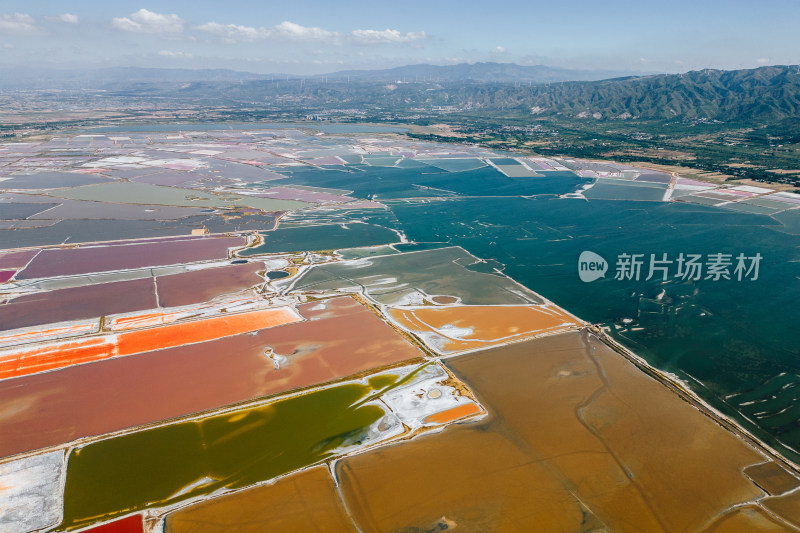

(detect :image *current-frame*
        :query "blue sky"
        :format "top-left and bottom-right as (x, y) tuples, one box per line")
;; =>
(1, 1), (798, 74)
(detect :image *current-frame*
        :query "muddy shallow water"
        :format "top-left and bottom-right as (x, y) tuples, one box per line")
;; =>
(166, 465), (353, 533)
(336, 331), (781, 532)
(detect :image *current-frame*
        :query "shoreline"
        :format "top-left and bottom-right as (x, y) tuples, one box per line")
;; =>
(589, 324), (800, 475)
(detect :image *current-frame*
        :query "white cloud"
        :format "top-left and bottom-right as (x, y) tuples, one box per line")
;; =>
(756, 58), (770, 64)
(158, 50), (193, 58)
(0, 13), (41, 35)
(58, 13), (79, 24)
(349, 29), (427, 44)
(112, 9), (184, 34)
(198, 20), (426, 46)
(197, 22), (267, 42)
(274, 21), (336, 40)
(491, 46), (506, 55)
(198, 20), (335, 43)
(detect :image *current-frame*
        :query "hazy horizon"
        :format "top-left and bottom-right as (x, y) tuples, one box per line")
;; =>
(1, 1), (798, 76)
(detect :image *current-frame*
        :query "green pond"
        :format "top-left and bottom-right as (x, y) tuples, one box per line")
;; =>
(239, 222), (401, 254)
(337, 245), (399, 259)
(58, 378), (402, 530)
(290, 246), (543, 306)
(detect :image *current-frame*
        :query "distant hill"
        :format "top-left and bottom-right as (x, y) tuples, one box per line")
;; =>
(0, 62), (642, 90)
(4, 63), (800, 124)
(317, 64), (800, 122)
(328, 62), (639, 83)
(509, 65), (800, 121)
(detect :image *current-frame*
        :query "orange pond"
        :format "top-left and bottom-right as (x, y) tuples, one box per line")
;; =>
(335, 331), (788, 532)
(0, 297), (423, 458)
(422, 402), (482, 424)
(107, 295), (269, 331)
(388, 304), (581, 354)
(0, 307), (301, 380)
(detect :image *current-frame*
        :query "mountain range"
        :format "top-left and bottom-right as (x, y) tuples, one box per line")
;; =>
(0, 62), (641, 90)
(3, 62), (800, 123)
(513, 65), (800, 121)
(327, 62), (638, 83)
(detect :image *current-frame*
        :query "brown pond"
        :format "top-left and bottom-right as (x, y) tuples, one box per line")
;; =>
(165, 465), (353, 533)
(702, 505), (793, 532)
(744, 461), (800, 495)
(337, 331), (776, 532)
(764, 491), (800, 528)
(337, 420), (593, 532)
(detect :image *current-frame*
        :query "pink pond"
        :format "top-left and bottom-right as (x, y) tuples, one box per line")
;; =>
(17, 236), (245, 279)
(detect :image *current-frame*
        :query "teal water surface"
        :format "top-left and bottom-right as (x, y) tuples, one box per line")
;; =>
(388, 196), (800, 462)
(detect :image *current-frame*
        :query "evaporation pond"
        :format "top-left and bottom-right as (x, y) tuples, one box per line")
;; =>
(60, 380), (397, 529)
(241, 222), (400, 254)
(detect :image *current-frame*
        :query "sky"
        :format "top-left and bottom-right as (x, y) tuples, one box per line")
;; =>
(1, 0), (799, 75)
